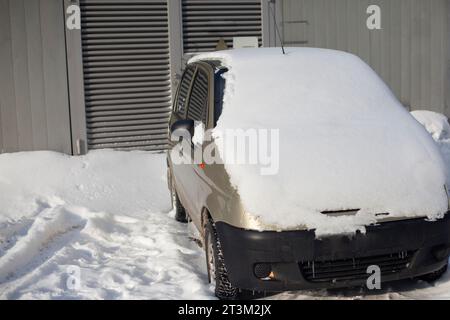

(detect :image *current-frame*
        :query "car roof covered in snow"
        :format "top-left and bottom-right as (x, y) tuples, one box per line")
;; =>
(190, 46), (354, 63)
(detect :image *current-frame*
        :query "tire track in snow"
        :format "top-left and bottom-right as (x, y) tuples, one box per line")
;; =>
(0, 204), (86, 285)
(0, 206), (213, 299)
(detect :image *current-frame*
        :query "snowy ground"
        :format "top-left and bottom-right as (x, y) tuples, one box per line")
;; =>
(0, 150), (211, 299)
(0, 112), (449, 299)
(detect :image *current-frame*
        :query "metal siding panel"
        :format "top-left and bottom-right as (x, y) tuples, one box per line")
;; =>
(447, 0), (450, 117)
(300, 0), (307, 45)
(64, 0), (88, 154)
(313, 0), (325, 48)
(0, 0), (73, 154)
(430, 0), (443, 110)
(380, 0), (391, 85)
(274, 0), (283, 48)
(261, 0), (273, 46)
(421, 0), (432, 109)
(346, 0), (358, 55)
(80, 0), (171, 151)
(358, 0), (371, 65)
(0, 0), (19, 152)
(40, 0), (72, 154)
(369, 0), (382, 76)
(282, 0), (296, 45)
(326, 0), (337, 49)
(410, 0), (422, 108)
(278, 0), (448, 114)
(336, 0), (348, 51)
(390, 0), (402, 100)
(281, 0), (290, 44)
(25, 0), (49, 150)
(281, 0), (291, 44)
(304, 0), (314, 46)
(168, 0), (183, 96)
(442, 0), (448, 114)
(400, 0), (411, 107)
(0, 98), (2, 152)
(182, 0), (262, 53)
(304, 0), (314, 45)
(10, 0), (33, 151)
(0, 99), (3, 152)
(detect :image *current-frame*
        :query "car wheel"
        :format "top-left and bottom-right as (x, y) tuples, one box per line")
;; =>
(204, 219), (239, 300)
(419, 263), (448, 282)
(171, 187), (188, 223)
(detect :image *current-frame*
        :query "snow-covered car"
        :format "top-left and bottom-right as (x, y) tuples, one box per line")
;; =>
(166, 48), (450, 299)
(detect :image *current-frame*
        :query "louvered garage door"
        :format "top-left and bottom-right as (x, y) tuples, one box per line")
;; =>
(182, 0), (263, 53)
(80, 0), (171, 151)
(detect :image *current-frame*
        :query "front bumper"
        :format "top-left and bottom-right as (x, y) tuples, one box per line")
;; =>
(215, 214), (450, 291)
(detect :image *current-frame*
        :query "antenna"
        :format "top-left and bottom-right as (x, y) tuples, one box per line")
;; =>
(269, 0), (285, 54)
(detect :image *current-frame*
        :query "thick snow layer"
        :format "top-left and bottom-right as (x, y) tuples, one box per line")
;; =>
(0, 150), (449, 299)
(0, 150), (211, 299)
(411, 110), (450, 186)
(190, 48), (448, 236)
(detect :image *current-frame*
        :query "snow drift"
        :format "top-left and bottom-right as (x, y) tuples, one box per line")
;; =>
(190, 48), (448, 236)
(0, 150), (211, 299)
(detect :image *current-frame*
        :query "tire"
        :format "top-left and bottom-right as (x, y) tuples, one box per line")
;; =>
(204, 219), (239, 300)
(171, 187), (188, 223)
(418, 263), (448, 282)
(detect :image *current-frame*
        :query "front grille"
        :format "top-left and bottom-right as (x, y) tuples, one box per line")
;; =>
(300, 251), (414, 283)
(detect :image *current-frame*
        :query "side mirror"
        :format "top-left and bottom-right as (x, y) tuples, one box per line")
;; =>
(170, 119), (194, 141)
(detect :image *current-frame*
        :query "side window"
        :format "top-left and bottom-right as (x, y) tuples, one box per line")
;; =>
(176, 66), (195, 116)
(187, 69), (209, 124)
(213, 68), (227, 127)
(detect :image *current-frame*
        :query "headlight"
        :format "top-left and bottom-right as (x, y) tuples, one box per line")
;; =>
(243, 212), (306, 232)
(242, 212), (268, 231)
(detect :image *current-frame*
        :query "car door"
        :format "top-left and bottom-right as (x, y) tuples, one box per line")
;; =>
(169, 65), (196, 217)
(182, 65), (212, 226)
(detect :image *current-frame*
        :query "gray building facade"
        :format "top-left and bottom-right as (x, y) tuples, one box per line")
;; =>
(0, 0), (449, 154)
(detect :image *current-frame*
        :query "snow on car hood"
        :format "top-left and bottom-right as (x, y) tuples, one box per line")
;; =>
(190, 48), (448, 236)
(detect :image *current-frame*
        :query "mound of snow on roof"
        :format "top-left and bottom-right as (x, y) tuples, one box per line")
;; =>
(190, 48), (448, 236)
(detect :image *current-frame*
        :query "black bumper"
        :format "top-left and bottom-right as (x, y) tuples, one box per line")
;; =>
(215, 214), (450, 291)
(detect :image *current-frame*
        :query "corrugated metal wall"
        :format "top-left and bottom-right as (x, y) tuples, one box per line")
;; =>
(181, 0), (263, 54)
(279, 0), (450, 117)
(0, 0), (72, 154)
(79, 0), (172, 151)
(1, 0), (449, 155)
(168, 0), (264, 92)
(448, 2), (450, 113)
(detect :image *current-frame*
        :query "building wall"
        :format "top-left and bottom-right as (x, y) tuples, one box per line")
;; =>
(278, 0), (450, 117)
(0, 0), (72, 154)
(69, 0), (172, 152)
(0, 0), (449, 155)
